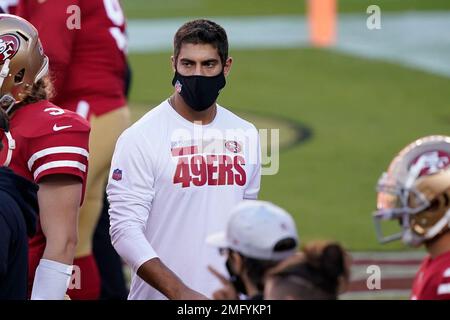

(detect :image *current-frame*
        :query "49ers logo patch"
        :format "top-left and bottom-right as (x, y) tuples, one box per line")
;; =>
(409, 151), (450, 177)
(0, 34), (20, 64)
(225, 141), (242, 153)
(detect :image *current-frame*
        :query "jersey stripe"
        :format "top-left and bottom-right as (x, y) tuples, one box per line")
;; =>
(28, 146), (89, 170)
(444, 268), (450, 278)
(33, 160), (87, 180)
(437, 283), (450, 295)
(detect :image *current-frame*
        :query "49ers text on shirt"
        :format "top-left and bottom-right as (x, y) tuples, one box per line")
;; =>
(171, 139), (246, 188)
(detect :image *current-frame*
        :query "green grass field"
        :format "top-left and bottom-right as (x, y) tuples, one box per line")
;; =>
(123, 1), (450, 251)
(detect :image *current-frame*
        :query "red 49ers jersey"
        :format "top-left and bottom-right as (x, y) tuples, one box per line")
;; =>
(0, 100), (90, 294)
(1, 100), (90, 187)
(16, 0), (127, 118)
(411, 250), (450, 300)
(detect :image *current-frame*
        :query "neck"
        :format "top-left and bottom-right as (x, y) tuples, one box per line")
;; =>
(170, 93), (216, 125)
(425, 230), (450, 259)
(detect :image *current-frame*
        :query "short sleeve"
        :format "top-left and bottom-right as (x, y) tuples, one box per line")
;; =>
(26, 130), (90, 184)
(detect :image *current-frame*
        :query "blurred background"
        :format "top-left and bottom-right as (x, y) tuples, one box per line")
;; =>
(121, 0), (450, 298)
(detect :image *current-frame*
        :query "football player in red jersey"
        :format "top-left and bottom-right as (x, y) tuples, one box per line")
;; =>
(373, 135), (450, 300)
(0, 14), (90, 300)
(16, 0), (130, 299)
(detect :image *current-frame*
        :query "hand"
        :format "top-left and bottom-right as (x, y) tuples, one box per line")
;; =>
(208, 265), (239, 300)
(137, 258), (209, 300)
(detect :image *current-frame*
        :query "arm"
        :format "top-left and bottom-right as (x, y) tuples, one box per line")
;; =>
(137, 258), (207, 300)
(107, 130), (206, 299)
(39, 174), (80, 264)
(109, 195), (206, 299)
(30, 174), (81, 300)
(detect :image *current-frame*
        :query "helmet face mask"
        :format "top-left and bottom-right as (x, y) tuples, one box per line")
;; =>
(374, 173), (430, 245)
(0, 14), (49, 113)
(373, 136), (450, 246)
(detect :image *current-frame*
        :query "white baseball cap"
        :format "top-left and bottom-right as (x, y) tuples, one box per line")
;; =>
(206, 200), (299, 261)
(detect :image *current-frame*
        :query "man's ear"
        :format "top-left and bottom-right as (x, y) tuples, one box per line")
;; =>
(171, 55), (176, 72)
(223, 57), (233, 77)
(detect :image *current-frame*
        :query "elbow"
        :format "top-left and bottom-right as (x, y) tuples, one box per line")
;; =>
(62, 232), (79, 257)
(65, 233), (78, 254)
(109, 220), (119, 247)
(109, 224), (130, 253)
(109, 214), (143, 247)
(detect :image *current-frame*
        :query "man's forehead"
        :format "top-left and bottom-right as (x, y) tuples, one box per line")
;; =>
(177, 43), (220, 61)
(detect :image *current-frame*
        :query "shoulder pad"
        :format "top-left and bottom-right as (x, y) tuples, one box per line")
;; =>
(18, 102), (90, 138)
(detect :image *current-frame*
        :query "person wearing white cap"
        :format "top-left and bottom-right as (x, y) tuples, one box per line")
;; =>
(206, 200), (299, 300)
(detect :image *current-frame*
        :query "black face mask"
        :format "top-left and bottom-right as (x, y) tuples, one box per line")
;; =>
(171, 71), (226, 111)
(226, 258), (247, 295)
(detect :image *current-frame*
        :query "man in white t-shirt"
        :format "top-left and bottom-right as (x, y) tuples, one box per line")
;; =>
(106, 19), (261, 300)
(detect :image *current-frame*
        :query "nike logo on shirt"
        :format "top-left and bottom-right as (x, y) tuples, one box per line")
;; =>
(53, 124), (73, 132)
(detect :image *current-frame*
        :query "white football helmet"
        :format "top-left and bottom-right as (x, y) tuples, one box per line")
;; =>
(373, 135), (450, 246)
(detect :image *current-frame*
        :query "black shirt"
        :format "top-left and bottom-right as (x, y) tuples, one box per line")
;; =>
(0, 167), (38, 300)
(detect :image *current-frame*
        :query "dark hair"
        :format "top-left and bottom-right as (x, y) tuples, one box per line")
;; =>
(238, 237), (297, 291)
(241, 256), (278, 292)
(266, 241), (350, 300)
(0, 75), (54, 144)
(20, 75), (54, 105)
(173, 19), (229, 65)
(301, 242), (349, 297)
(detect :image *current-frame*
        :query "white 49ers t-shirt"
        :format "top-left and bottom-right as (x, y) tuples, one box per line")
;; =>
(107, 99), (261, 299)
